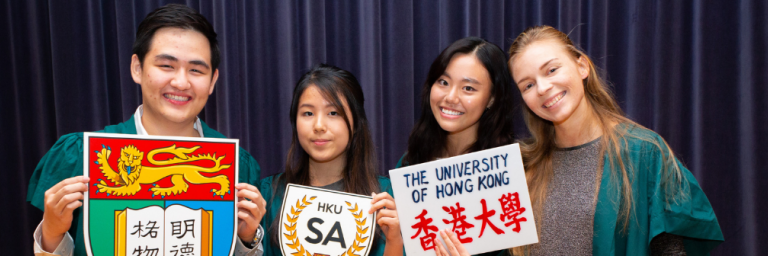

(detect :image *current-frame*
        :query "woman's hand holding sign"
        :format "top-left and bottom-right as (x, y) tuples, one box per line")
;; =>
(235, 183), (267, 243)
(370, 192), (404, 256)
(435, 229), (471, 256)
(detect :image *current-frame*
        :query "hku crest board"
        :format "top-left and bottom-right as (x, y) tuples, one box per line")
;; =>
(83, 133), (239, 256)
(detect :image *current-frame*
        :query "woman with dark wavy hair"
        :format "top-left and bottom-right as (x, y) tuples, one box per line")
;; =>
(398, 37), (516, 168)
(394, 37), (514, 256)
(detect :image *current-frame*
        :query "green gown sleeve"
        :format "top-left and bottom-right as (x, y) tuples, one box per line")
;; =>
(27, 133), (85, 210)
(259, 175), (284, 256)
(395, 153), (407, 168)
(593, 126), (723, 255)
(644, 134), (723, 254)
(237, 148), (261, 186)
(25, 132), (90, 256)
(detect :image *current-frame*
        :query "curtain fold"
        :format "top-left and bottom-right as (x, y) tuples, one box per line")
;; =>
(1, 0), (764, 255)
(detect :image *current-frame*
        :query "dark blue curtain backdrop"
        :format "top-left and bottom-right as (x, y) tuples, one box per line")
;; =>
(2, 0), (765, 255)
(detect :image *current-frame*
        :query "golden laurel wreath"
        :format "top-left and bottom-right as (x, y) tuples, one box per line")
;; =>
(340, 201), (370, 256)
(282, 196), (371, 256)
(284, 195), (316, 256)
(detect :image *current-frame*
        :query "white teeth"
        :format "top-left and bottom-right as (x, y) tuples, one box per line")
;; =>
(441, 108), (464, 116)
(164, 94), (190, 102)
(544, 92), (564, 108)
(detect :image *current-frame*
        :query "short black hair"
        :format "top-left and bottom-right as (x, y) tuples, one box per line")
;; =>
(132, 4), (220, 71)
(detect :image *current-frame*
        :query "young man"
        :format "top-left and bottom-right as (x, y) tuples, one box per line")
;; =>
(27, 4), (266, 256)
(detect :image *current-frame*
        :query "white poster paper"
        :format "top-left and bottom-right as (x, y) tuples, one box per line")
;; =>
(390, 144), (537, 255)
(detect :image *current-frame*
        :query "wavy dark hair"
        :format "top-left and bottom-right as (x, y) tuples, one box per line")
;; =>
(269, 64), (381, 246)
(403, 37), (515, 165)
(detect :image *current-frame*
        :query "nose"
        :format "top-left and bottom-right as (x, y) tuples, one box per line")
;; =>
(536, 79), (553, 95)
(170, 70), (191, 90)
(313, 115), (326, 133)
(444, 86), (460, 105)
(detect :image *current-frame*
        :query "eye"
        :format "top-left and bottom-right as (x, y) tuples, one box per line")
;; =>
(462, 86), (476, 92)
(329, 111), (339, 116)
(522, 83), (534, 92)
(436, 79), (448, 86)
(134, 156), (138, 160)
(190, 69), (202, 74)
(547, 67), (558, 74)
(302, 111), (313, 116)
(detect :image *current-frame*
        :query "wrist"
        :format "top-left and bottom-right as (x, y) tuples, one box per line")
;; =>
(40, 225), (65, 252)
(239, 226), (262, 249)
(385, 235), (404, 246)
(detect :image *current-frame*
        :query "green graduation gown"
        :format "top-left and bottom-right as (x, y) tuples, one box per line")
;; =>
(395, 125), (724, 255)
(257, 174), (393, 256)
(591, 125), (723, 255)
(26, 116), (262, 256)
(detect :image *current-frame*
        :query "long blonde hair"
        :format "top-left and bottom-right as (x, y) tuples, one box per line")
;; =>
(507, 25), (688, 255)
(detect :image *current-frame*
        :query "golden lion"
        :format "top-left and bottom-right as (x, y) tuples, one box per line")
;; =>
(94, 144), (231, 197)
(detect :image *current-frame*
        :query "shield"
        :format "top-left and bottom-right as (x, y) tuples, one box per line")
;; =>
(279, 184), (377, 256)
(83, 133), (239, 256)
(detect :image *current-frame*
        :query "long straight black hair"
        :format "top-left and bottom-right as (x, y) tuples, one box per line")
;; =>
(404, 37), (515, 165)
(269, 64), (381, 246)
(279, 63), (379, 194)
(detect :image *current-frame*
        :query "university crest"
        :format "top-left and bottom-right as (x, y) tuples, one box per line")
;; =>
(279, 184), (377, 256)
(83, 133), (239, 256)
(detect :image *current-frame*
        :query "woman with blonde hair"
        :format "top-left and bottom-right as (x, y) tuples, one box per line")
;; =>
(435, 25), (723, 256)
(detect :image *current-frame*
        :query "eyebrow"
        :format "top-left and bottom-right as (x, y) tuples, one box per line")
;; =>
(515, 58), (558, 84)
(298, 103), (337, 111)
(155, 54), (178, 62)
(442, 72), (480, 84)
(539, 58), (558, 71)
(155, 54), (210, 70)
(462, 77), (480, 84)
(189, 60), (211, 70)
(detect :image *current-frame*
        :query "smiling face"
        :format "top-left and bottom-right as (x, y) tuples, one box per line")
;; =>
(296, 85), (352, 165)
(131, 27), (218, 125)
(429, 53), (494, 136)
(511, 39), (590, 126)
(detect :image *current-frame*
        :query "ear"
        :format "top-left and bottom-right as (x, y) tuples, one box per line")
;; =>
(577, 56), (590, 79)
(130, 54), (143, 84)
(487, 97), (495, 109)
(208, 69), (219, 95)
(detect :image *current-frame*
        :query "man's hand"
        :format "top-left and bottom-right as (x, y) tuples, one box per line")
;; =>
(41, 176), (89, 252)
(235, 183), (267, 243)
